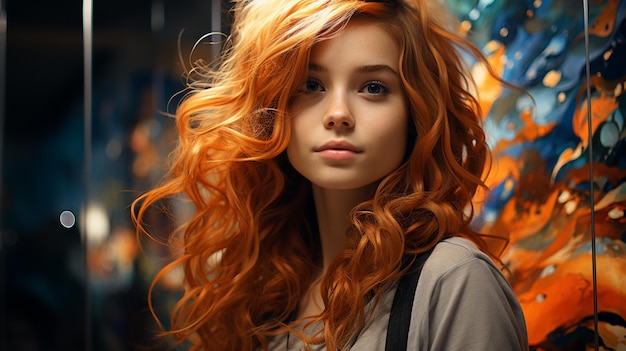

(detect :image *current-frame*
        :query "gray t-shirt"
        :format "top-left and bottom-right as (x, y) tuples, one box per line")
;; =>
(267, 237), (528, 350)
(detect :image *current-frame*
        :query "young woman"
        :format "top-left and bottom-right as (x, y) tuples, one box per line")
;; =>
(133, 0), (529, 350)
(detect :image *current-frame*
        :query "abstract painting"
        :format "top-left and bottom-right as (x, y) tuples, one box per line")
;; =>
(449, 0), (626, 349)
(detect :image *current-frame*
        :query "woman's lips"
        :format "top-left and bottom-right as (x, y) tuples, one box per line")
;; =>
(315, 141), (362, 160)
(318, 149), (358, 160)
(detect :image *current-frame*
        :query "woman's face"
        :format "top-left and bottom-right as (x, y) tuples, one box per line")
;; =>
(287, 19), (409, 191)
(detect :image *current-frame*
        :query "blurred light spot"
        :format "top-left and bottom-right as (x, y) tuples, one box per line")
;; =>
(484, 210), (497, 224)
(535, 294), (546, 302)
(600, 121), (619, 147)
(60, 210), (76, 228)
(81, 204), (110, 246)
(558, 190), (571, 203)
(558, 92), (566, 103)
(503, 178), (515, 193)
(151, 0), (165, 32)
(477, 0), (495, 7)
(485, 40), (500, 53)
(499, 27), (509, 37)
(608, 207), (624, 220)
(564, 200), (577, 214)
(533, 0), (542, 8)
(507, 121), (516, 130)
(149, 119), (162, 138)
(516, 93), (534, 112)
(460, 20), (472, 34)
(543, 70), (562, 88)
(526, 9), (534, 18)
(105, 138), (122, 160)
(162, 265), (184, 289)
(132, 158), (151, 178)
(469, 9), (480, 21)
(539, 264), (557, 278)
(603, 48), (613, 60)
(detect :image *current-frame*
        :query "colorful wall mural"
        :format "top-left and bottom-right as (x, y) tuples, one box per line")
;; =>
(448, 0), (626, 349)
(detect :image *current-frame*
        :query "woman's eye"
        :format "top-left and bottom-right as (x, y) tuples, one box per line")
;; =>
(302, 79), (323, 93)
(362, 81), (389, 95)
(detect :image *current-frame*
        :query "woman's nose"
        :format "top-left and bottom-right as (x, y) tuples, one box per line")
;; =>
(322, 92), (355, 129)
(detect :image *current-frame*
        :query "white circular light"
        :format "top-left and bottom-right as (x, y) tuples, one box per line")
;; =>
(60, 210), (76, 228)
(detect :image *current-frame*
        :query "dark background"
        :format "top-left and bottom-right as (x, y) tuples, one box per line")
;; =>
(1, 0), (229, 350)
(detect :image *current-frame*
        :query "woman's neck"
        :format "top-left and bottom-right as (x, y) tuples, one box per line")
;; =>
(296, 183), (378, 320)
(311, 183), (378, 271)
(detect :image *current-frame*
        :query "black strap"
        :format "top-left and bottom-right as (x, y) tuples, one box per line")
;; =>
(385, 249), (434, 351)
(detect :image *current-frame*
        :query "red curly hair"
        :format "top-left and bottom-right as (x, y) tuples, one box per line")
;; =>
(132, 0), (504, 349)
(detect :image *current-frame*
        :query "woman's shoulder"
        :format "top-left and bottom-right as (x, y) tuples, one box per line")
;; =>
(425, 236), (496, 274)
(419, 236), (510, 293)
(410, 237), (528, 350)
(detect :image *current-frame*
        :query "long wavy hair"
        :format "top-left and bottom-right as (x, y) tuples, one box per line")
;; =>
(132, 0), (504, 349)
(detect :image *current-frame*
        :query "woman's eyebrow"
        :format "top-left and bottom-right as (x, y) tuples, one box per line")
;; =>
(308, 63), (399, 75)
(355, 64), (398, 76)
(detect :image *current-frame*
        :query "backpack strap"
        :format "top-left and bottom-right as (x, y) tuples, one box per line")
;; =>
(385, 249), (434, 351)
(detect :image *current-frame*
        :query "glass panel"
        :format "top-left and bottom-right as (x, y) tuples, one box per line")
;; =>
(3, 0), (87, 349)
(1, 0), (226, 350)
(85, 2), (226, 350)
